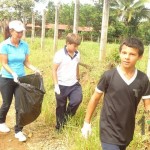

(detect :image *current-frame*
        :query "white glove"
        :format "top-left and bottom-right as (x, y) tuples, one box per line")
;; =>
(34, 69), (42, 75)
(12, 72), (19, 83)
(29, 65), (41, 75)
(81, 121), (92, 139)
(54, 84), (60, 94)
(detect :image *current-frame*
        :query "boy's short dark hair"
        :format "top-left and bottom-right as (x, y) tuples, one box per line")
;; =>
(66, 33), (81, 45)
(119, 37), (144, 56)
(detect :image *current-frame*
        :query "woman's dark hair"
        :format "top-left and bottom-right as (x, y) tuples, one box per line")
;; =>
(4, 26), (11, 40)
(119, 37), (144, 56)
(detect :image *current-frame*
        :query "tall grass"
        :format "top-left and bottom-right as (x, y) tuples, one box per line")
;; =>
(1, 36), (149, 149)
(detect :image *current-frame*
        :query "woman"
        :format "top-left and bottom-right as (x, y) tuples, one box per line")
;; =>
(0, 20), (41, 142)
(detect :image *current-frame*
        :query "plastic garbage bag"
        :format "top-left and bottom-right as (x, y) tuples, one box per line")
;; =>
(16, 74), (45, 126)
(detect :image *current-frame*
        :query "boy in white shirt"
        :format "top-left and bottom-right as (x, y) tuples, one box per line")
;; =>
(52, 33), (82, 130)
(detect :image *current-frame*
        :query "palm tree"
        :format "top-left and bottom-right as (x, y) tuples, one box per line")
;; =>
(112, 0), (150, 36)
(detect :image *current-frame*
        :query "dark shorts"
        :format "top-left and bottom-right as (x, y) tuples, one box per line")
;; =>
(101, 142), (126, 150)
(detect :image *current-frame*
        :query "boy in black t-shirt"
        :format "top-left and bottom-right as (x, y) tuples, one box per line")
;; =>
(81, 38), (150, 150)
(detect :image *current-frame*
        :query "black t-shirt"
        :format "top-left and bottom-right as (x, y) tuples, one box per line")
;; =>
(97, 67), (150, 146)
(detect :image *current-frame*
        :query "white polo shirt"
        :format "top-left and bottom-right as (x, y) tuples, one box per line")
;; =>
(53, 47), (80, 86)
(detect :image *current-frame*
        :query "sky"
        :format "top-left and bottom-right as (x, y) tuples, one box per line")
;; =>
(58, 0), (95, 5)
(34, 0), (95, 12)
(57, 0), (150, 8)
(34, 0), (150, 12)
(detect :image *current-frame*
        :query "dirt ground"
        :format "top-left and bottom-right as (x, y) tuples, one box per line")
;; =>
(0, 98), (67, 150)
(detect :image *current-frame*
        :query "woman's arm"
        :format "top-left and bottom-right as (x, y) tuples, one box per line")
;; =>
(1, 54), (14, 74)
(24, 55), (37, 71)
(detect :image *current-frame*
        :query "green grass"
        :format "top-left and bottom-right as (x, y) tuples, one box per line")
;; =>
(1, 37), (150, 149)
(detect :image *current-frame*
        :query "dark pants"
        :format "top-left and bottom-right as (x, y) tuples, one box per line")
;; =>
(0, 76), (23, 133)
(101, 142), (126, 150)
(55, 82), (82, 129)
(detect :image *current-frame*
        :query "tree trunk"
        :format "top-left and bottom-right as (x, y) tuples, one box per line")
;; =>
(22, 15), (26, 39)
(147, 45), (150, 79)
(99, 0), (110, 61)
(53, 4), (59, 52)
(73, 0), (80, 34)
(41, 9), (46, 50)
(31, 11), (35, 42)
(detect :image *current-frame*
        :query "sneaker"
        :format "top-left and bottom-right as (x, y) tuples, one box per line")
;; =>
(0, 123), (10, 133)
(15, 131), (27, 142)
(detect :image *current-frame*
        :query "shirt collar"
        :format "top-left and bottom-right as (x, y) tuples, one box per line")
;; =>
(64, 45), (78, 59)
(5, 37), (23, 46)
(117, 65), (137, 85)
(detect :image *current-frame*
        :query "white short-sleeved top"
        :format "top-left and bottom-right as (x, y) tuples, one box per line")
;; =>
(53, 46), (80, 86)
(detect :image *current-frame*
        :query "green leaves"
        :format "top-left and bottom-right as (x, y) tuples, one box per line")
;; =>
(0, 0), (34, 21)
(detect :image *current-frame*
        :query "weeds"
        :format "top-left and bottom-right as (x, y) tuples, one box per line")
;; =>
(28, 38), (150, 150)
(0, 37), (149, 150)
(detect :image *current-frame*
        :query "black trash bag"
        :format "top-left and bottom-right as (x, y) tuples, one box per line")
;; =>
(16, 74), (45, 126)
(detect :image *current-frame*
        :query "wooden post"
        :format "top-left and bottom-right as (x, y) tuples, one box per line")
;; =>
(53, 1), (59, 52)
(31, 11), (35, 42)
(147, 45), (150, 79)
(41, 9), (46, 50)
(73, 0), (80, 34)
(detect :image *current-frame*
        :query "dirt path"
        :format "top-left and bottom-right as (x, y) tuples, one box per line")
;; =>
(0, 97), (67, 150)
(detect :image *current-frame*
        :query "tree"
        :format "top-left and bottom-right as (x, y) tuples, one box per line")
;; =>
(0, 0), (34, 38)
(99, 0), (110, 60)
(112, 0), (150, 36)
(41, 9), (46, 49)
(73, 0), (80, 34)
(59, 3), (74, 26)
(46, 1), (55, 23)
(53, 0), (60, 52)
(147, 45), (150, 79)
(31, 10), (35, 42)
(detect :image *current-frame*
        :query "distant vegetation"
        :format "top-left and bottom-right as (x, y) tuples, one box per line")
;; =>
(0, 0), (150, 44)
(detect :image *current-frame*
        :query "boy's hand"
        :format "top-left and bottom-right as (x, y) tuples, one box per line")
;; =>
(81, 121), (92, 139)
(54, 84), (60, 94)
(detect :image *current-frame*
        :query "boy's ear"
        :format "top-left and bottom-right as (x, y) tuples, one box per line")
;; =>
(138, 55), (143, 60)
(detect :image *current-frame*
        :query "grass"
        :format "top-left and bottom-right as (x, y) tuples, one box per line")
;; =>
(0, 36), (150, 149)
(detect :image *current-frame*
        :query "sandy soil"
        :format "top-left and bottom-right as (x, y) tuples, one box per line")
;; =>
(0, 97), (67, 150)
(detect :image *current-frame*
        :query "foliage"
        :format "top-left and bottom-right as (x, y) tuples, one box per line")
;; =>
(46, 1), (150, 44)
(138, 21), (150, 45)
(59, 3), (74, 26)
(0, 0), (33, 21)
(111, 0), (150, 37)
(45, 28), (54, 37)
(105, 44), (120, 69)
(0, 0), (150, 44)
(46, 0), (55, 23)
